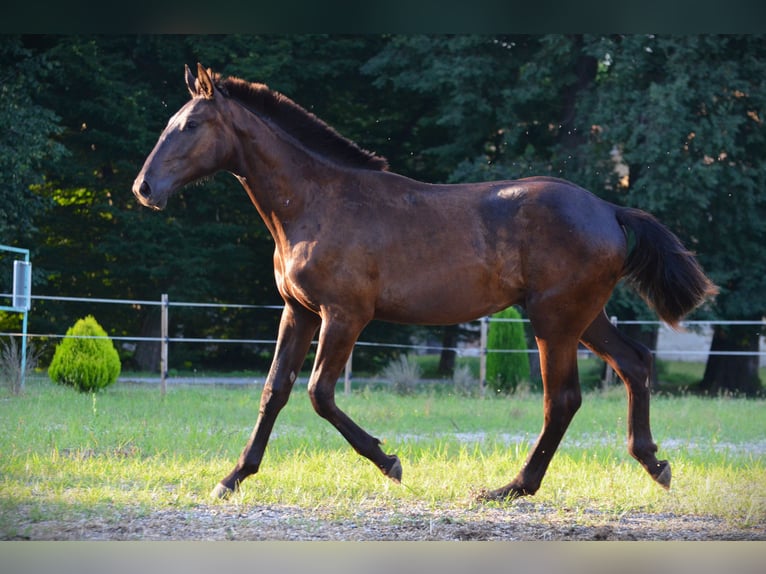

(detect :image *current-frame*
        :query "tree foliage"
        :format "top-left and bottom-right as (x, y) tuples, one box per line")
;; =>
(486, 307), (532, 394)
(48, 315), (121, 392)
(0, 36), (67, 244)
(4, 34), (763, 392)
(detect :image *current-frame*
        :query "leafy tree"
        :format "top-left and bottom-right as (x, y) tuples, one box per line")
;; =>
(363, 35), (597, 370)
(0, 36), (67, 245)
(486, 306), (532, 393)
(366, 34), (765, 395)
(0, 36), (68, 338)
(24, 35), (415, 373)
(15, 35), (765, 392)
(575, 35), (765, 394)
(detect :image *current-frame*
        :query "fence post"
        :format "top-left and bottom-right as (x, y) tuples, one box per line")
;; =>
(602, 315), (618, 390)
(344, 350), (352, 395)
(479, 315), (488, 397)
(160, 293), (169, 395)
(0, 248), (32, 392)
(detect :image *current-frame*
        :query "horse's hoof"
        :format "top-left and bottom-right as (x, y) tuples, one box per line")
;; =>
(211, 482), (235, 500)
(384, 455), (402, 484)
(475, 486), (522, 503)
(654, 460), (672, 490)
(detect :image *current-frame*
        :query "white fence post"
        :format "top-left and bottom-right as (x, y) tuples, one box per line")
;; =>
(479, 315), (488, 397)
(1, 246), (31, 392)
(602, 315), (618, 390)
(344, 351), (352, 395)
(160, 293), (169, 395)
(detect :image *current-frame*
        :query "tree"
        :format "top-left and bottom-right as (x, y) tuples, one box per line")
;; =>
(17, 35), (765, 391)
(0, 36), (67, 245)
(363, 35), (530, 369)
(0, 36), (68, 339)
(24, 35), (417, 373)
(486, 306), (531, 393)
(363, 35), (601, 370)
(575, 35), (765, 395)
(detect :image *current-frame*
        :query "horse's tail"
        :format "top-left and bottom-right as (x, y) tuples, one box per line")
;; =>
(615, 207), (718, 327)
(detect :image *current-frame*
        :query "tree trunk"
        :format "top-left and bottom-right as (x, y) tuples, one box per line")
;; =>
(133, 310), (161, 373)
(438, 324), (458, 376)
(699, 323), (762, 396)
(559, 37), (598, 151)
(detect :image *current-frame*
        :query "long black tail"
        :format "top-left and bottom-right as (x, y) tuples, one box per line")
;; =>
(616, 207), (718, 327)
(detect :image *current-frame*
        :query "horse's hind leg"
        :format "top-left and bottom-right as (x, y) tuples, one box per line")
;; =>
(212, 302), (320, 499)
(581, 311), (671, 489)
(307, 313), (402, 481)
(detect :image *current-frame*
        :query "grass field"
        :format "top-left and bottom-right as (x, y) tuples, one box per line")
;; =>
(1, 374), (764, 540)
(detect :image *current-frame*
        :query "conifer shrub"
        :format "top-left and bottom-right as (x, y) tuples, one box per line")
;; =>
(48, 315), (121, 392)
(486, 306), (531, 393)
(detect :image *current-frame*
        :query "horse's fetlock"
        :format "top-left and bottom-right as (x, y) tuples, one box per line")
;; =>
(629, 438), (658, 462)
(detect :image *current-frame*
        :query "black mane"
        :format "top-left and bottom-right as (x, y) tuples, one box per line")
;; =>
(216, 75), (388, 172)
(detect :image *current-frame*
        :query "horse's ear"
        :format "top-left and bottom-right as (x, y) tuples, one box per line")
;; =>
(196, 62), (215, 99)
(185, 64), (197, 98)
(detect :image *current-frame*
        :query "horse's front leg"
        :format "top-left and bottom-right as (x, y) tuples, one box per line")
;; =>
(212, 302), (320, 499)
(307, 314), (402, 482)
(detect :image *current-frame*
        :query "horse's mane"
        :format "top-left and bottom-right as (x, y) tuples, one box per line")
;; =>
(215, 75), (389, 171)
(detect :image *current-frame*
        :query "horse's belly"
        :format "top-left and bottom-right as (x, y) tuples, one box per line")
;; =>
(374, 268), (523, 325)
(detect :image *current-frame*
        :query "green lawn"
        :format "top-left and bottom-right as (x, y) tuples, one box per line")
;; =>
(1, 375), (764, 539)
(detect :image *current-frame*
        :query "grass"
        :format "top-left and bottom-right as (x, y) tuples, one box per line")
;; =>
(138, 356), (766, 395)
(1, 374), (764, 539)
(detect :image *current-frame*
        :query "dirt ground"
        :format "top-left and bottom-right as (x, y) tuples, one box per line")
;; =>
(9, 499), (765, 541)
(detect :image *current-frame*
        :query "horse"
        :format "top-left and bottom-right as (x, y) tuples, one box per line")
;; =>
(133, 63), (718, 502)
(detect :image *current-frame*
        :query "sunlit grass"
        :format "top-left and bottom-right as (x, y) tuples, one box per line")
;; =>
(1, 376), (763, 539)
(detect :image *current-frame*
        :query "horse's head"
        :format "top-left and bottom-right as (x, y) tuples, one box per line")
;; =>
(133, 63), (234, 210)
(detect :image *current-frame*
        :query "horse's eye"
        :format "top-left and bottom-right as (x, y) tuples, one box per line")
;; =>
(185, 120), (198, 130)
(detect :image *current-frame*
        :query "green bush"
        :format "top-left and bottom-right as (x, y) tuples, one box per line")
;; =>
(486, 306), (531, 393)
(48, 315), (121, 392)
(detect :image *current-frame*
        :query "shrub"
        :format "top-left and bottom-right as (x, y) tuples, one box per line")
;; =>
(486, 306), (531, 393)
(48, 315), (121, 392)
(0, 337), (41, 395)
(452, 363), (479, 397)
(381, 354), (421, 395)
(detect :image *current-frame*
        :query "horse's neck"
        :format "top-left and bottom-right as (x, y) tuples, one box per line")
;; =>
(232, 117), (340, 240)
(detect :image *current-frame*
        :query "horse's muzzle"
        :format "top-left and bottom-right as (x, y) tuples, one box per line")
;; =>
(132, 178), (166, 210)
(136, 180), (152, 199)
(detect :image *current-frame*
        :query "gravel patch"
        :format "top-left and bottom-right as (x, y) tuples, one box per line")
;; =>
(9, 500), (764, 541)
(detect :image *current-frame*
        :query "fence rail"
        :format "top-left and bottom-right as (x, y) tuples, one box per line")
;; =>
(2, 293), (765, 393)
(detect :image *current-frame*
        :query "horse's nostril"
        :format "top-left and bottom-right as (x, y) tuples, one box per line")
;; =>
(139, 180), (152, 198)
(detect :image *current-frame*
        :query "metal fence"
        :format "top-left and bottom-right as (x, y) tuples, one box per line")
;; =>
(2, 293), (765, 393)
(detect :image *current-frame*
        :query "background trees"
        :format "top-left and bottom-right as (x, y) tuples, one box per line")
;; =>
(2, 34), (763, 393)
(0, 37), (67, 269)
(575, 35), (766, 395)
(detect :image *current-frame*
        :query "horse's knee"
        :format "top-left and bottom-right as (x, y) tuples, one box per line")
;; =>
(567, 389), (582, 422)
(547, 386), (582, 422)
(307, 383), (335, 418)
(259, 383), (291, 417)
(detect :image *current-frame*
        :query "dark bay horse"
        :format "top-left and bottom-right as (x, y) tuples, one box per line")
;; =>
(133, 64), (717, 502)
